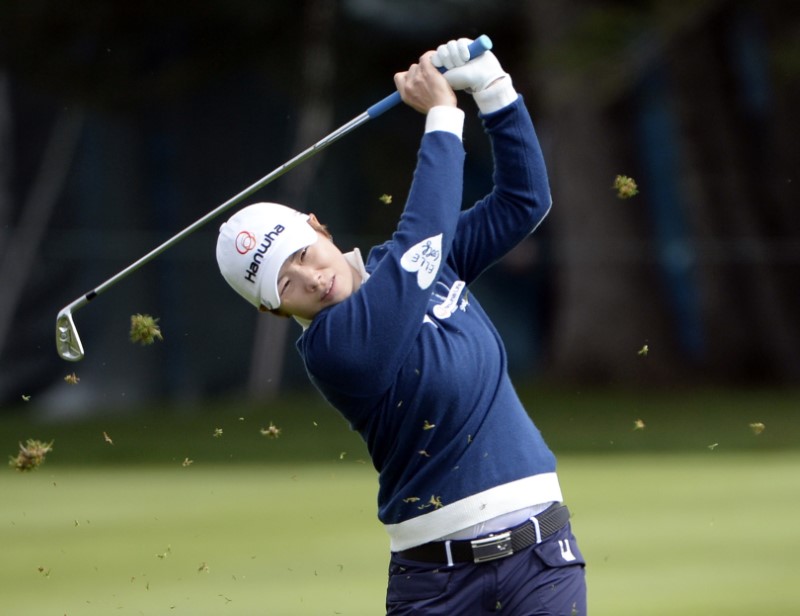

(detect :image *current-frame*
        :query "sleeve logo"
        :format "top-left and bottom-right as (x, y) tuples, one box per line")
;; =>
(400, 234), (442, 290)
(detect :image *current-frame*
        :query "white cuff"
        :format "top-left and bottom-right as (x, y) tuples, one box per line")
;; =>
(473, 76), (518, 114)
(425, 106), (465, 140)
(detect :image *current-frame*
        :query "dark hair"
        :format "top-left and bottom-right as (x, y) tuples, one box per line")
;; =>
(309, 218), (332, 239)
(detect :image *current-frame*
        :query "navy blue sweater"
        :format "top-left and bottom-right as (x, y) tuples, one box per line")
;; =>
(297, 97), (561, 550)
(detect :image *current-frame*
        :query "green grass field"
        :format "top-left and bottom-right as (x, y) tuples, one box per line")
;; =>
(2, 453), (798, 615)
(2, 388), (799, 614)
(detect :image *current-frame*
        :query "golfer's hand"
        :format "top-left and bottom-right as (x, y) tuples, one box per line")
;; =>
(394, 52), (457, 114)
(432, 38), (508, 93)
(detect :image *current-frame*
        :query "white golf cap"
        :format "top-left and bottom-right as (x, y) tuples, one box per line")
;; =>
(216, 202), (318, 310)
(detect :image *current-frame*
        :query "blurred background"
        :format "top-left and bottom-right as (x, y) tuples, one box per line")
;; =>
(1, 0), (799, 417)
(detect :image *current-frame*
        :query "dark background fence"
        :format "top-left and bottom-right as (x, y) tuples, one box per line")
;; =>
(1, 0), (798, 417)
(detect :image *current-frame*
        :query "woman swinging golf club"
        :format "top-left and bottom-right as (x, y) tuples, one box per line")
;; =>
(217, 39), (587, 615)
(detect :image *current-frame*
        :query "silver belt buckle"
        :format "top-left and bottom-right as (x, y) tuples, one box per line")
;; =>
(470, 531), (513, 563)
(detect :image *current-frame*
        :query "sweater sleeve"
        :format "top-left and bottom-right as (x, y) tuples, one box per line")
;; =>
(449, 95), (552, 284)
(300, 124), (466, 398)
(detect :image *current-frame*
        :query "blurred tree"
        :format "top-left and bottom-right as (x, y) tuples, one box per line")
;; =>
(526, 0), (676, 384)
(0, 107), (84, 360)
(247, 0), (339, 400)
(664, 2), (800, 382)
(525, 0), (800, 385)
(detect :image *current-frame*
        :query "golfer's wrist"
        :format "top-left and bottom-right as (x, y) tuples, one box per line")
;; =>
(473, 76), (517, 114)
(425, 106), (465, 140)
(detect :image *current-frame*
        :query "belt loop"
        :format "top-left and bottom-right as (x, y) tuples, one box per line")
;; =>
(444, 540), (454, 567)
(529, 515), (543, 544)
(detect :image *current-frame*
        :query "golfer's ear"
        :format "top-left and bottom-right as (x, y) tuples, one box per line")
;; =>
(307, 213), (320, 226)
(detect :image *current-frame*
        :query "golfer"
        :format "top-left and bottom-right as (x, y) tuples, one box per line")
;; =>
(217, 39), (587, 615)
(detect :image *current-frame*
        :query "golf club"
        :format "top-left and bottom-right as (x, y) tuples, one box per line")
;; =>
(55, 35), (492, 361)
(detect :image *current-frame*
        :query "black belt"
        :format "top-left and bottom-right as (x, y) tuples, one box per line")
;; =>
(396, 503), (571, 565)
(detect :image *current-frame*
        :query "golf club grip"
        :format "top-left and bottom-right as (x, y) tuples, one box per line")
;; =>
(366, 35), (493, 119)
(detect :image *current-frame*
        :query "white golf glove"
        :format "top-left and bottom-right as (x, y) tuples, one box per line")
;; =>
(432, 38), (506, 92)
(431, 38), (517, 114)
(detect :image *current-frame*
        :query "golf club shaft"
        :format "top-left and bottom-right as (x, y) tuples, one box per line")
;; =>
(78, 35), (492, 305)
(93, 114), (370, 302)
(56, 35), (492, 360)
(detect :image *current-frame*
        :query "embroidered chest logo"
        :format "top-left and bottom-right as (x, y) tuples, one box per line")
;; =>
(423, 280), (469, 328)
(401, 234), (442, 290)
(433, 280), (467, 320)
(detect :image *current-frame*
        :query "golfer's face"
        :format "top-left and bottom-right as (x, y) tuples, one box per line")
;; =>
(276, 232), (360, 320)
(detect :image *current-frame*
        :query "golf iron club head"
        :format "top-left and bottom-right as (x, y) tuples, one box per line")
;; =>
(56, 307), (85, 362)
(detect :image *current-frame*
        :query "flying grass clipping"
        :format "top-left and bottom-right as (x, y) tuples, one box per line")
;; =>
(9, 439), (53, 472)
(613, 174), (639, 199)
(129, 313), (163, 346)
(260, 423), (281, 439)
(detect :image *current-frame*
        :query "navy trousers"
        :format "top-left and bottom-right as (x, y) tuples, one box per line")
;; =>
(386, 523), (586, 615)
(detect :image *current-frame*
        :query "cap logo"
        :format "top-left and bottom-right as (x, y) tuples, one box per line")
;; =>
(235, 231), (257, 254)
(243, 224), (286, 284)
